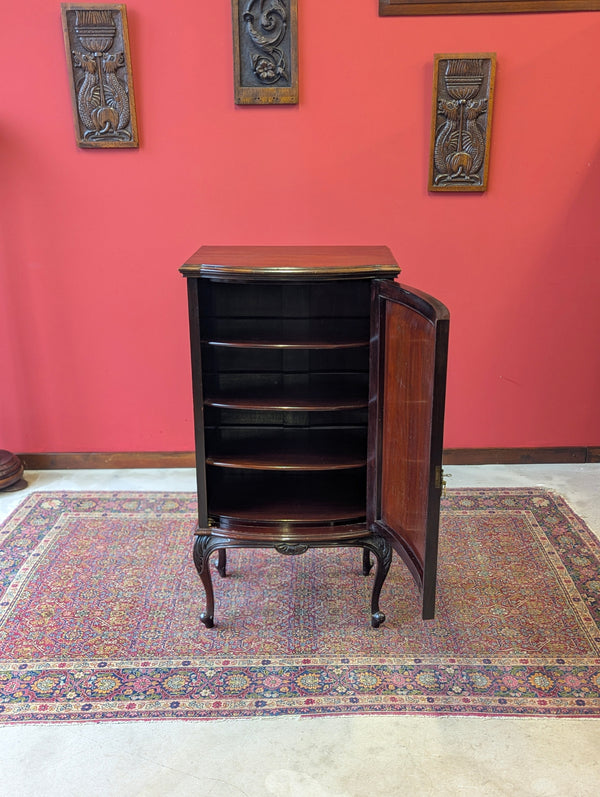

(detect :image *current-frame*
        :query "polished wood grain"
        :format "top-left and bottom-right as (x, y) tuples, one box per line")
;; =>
(380, 0), (600, 15)
(381, 299), (436, 561)
(180, 246), (400, 279)
(367, 280), (449, 620)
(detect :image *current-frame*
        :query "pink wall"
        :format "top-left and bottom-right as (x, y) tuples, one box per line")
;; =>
(1, 2), (600, 453)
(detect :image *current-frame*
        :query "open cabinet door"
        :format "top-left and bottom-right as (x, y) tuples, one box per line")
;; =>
(367, 280), (449, 619)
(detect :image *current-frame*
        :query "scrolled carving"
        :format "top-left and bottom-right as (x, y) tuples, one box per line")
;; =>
(429, 54), (496, 192)
(243, 0), (288, 84)
(193, 534), (218, 575)
(365, 534), (393, 574)
(275, 542), (309, 556)
(191, 533), (394, 628)
(232, 0), (298, 105)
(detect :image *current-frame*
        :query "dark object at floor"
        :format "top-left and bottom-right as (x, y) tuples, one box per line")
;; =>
(0, 450), (27, 491)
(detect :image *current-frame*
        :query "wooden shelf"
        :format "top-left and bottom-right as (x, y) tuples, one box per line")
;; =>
(206, 468), (366, 525)
(203, 335), (368, 350)
(210, 521), (368, 543)
(209, 486), (366, 525)
(204, 384), (368, 411)
(206, 434), (366, 470)
(201, 317), (370, 350)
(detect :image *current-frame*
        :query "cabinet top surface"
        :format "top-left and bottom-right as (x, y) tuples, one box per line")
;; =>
(180, 246), (400, 280)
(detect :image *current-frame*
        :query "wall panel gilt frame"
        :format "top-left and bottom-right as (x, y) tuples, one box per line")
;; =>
(380, 0), (600, 14)
(232, 0), (298, 105)
(61, 4), (138, 147)
(429, 54), (496, 192)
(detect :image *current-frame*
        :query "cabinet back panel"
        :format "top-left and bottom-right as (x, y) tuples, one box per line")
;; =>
(195, 275), (373, 528)
(201, 317), (370, 345)
(205, 427), (367, 459)
(206, 468), (367, 524)
(201, 346), (369, 374)
(203, 372), (369, 393)
(204, 407), (369, 428)
(200, 280), (371, 319)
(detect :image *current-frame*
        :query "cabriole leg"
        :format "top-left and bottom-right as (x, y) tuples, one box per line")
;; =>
(362, 535), (393, 628)
(193, 535), (217, 628)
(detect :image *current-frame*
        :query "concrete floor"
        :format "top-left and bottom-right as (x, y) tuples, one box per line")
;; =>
(0, 465), (599, 797)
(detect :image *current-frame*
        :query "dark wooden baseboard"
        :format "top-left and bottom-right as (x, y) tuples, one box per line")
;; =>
(19, 452), (197, 470)
(17, 447), (600, 470)
(444, 447), (600, 465)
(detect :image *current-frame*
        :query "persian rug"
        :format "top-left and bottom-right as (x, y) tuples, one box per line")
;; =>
(0, 489), (599, 724)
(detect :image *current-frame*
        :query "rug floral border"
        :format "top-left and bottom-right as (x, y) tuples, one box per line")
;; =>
(1, 489), (599, 723)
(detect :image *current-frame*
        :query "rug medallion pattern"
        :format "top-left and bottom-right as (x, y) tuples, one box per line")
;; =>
(0, 489), (598, 723)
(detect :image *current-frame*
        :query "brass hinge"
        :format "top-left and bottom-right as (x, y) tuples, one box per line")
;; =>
(435, 466), (451, 496)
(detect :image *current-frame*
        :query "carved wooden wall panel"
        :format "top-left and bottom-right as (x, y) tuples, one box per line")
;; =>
(232, 0), (298, 105)
(61, 4), (138, 148)
(429, 54), (496, 192)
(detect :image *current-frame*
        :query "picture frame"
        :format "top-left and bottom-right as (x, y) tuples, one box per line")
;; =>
(380, 0), (600, 16)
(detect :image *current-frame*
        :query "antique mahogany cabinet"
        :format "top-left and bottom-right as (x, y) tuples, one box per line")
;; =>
(180, 246), (449, 628)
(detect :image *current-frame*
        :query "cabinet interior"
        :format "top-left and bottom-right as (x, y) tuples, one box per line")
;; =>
(199, 279), (372, 529)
